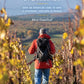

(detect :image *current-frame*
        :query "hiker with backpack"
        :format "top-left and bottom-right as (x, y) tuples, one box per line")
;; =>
(28, 28), (56, 84)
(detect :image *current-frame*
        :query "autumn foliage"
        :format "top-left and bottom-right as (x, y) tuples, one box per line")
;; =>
(49, 2), (84, 84)
(0, 8), (32, 84)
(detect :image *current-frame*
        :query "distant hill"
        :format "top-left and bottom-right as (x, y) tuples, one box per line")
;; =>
(9, 13), (74, 42)
(9, 13), (74, 51)
(10, 13), (74, 22)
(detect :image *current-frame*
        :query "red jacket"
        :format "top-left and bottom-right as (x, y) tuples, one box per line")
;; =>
(28, 34), (56, 69)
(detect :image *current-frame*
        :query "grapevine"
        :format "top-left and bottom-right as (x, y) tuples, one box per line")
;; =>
(49, 1), (84, 84)
(0, 8), (32, 84)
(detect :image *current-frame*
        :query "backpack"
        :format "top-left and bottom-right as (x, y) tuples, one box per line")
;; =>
(36, 38), (53, 62)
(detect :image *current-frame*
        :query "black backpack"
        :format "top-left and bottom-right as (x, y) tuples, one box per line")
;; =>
(36, 38), (52, 62)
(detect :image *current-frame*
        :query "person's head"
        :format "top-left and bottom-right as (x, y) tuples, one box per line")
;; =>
(39, 28), (47, 35)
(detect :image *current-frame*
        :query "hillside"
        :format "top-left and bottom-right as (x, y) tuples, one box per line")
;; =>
(10, 13), (74, 21)
(9, 13), (74, 51)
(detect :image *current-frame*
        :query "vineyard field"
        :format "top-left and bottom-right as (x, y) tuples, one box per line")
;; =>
(0, 1), (84, 84)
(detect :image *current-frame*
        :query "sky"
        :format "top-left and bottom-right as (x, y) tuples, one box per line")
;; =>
(0, 0), (81, 16)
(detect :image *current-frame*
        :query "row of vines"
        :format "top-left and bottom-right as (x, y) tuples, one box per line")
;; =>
(49, 1), (84, 84)
(0, 8), (32, 84)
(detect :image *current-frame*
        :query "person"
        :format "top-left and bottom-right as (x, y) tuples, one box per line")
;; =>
(28, 28), (56, 84)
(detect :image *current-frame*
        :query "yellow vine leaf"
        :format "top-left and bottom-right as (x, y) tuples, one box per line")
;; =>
(71, 48), (74, 54)
(17, 59), (20, 63)
(56, 62), (59, 66)
(81, 70), (84, 84)
(21, 50), (25, 55)
(80, 38), (84, 45)
(77, 59), (82, 64)
(10, 42), (14, 47)
(63, 32), (68, 39)
(74, 59), (83, 67)
(59, 76), (62, 79)
(56, 68), (59, 75)
(74, 31), (78, 36)
(9, 59), (15, 66)
(0, 30), (6, 39)
(78, 50), (82, 56)
(80, 18), (84, 26)
(8, 18), (11, 24)
(2, 66), (6, 72)
(0, 8), (8, 21)
(61, 46), (64, 50)
(4, 14), (7, 21)
(1, 18), (4, 23)
(21, 82), (24, 84)
(79, 28), (84, 37)
(74, 26), (84, 37)
(5, 18), (11, 27)
(9, 71), (13, 77)
(1, 8), (7, 14)
(82, 9), (84, 18)
(75, 5), (80, 10)
(11, 78), (14, 81)
(0, 74), (3, 80)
